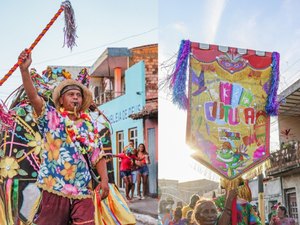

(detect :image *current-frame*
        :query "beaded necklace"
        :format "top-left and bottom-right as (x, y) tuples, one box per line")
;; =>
(59, 107), (98, 154)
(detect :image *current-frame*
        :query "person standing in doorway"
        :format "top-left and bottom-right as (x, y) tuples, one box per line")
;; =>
(130, 147), (139, 199)
(136, 143), (150, 199)
(113, 140), (137, 201)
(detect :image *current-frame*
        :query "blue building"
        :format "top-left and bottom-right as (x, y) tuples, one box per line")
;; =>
(99, 62), (146, 185)
(89, 45), (158, 196)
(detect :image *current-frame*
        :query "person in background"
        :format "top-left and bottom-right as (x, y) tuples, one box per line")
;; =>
(177, 201), (183, 209)
(163, 204), (173, 225)
(192, 199), (218, 225)
(159, 199), (168, 225)
(170, 207), (186, 225)
(136, 143), (150, 199)
(215, 178), (262, 225)
(186, 210), (195, 225)
(130, 147), (139, 199)
(268, 205), (278, 224)
(113, 140), (137, 201)
(269, 205), (295, 225)
(252, 204), (261, 219)
(182, 194), (200, 218)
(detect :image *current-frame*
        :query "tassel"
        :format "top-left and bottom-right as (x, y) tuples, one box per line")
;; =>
(0, 100), (15, 131)
(27, 194), (41, 224)
(265, 52), (280, 115)
(6, 179), (14, 225)
(244, 159), (271, 180)
(62, 0), (77, 50)
(170, 40), (191, 110)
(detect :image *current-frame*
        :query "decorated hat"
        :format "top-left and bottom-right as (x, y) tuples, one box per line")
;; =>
(52, 78), (92, 112)
(220, 177), (252, 202)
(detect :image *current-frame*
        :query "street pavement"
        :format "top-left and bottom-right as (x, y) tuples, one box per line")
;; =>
(122, 192), (158, 224)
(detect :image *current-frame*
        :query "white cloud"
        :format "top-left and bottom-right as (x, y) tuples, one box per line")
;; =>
(171, 22), (189, 36)
(202, 0), (227, 43)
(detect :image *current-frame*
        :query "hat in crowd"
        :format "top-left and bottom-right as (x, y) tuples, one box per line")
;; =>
(166, 196), (175, 205)
(166, 204), (172, 210)
(52, 78), (92, 112)
(220, 177), (252, 202)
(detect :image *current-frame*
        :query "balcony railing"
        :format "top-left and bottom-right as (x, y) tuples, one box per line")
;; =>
(267, 141), (300, 176)
(94, 91), (125, 105)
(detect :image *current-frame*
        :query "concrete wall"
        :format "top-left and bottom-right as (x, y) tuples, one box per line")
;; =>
(129, 44), (158, 104)
(282, 174), (300, 223)
(144, 119), (158, 161)
(249, 177), (282, 222)
(145, 119), (158, 196)
(249, 179), (259, 200)
(279, 115), (300, 143)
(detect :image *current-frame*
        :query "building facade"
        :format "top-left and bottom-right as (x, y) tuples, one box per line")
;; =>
(129, 45), (158, 196)
(247, 78), (300, 224)
(89, 44), (158, 196)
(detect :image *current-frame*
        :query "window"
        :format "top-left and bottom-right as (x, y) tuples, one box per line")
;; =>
(116, 131), (124, 187)
(285, 188), (298, 223)
(116, 131), (124, 154)
(128, 127), (138, 149)
(94, 86), (99, 103)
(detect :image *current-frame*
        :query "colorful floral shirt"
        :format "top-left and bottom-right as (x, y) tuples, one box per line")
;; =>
(236, 201), (262, 225)
(215, 196), (262, 225)
(36, 102), (103, 199)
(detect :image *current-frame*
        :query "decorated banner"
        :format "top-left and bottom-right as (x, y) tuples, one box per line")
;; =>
(169, 40), (279, 180)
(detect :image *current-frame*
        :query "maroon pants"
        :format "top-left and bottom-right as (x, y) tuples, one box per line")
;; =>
(34, 191), (95, 225)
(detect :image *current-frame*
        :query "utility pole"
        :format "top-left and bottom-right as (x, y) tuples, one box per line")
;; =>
(258, 173), (265, 225)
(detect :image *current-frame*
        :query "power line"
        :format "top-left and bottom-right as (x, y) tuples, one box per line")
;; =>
(0, 27), (158, 73)
(34, 27), (158, 65)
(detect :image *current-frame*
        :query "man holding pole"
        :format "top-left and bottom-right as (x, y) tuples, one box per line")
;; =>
(19, 49), (109, 225)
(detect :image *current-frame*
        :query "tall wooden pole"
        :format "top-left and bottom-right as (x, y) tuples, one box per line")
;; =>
(258, 173), (265, 225)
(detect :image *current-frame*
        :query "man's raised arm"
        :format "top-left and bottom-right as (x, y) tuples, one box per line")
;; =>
(19, 49), (43, 116)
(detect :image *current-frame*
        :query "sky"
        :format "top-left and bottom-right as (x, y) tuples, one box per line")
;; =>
(158, 0), (300, 182)
(0, 0), (158, 101)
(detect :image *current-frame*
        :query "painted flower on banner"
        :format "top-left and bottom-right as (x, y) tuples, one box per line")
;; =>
(0, 156), (20, 178)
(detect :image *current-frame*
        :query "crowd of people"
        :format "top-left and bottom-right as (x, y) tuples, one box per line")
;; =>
(113, 140), (150, 201)
(159, 178), (296, 225)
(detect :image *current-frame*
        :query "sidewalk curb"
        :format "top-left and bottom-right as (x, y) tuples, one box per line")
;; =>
(130, 207), (158, 219)
(134, 213), (158, 225)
